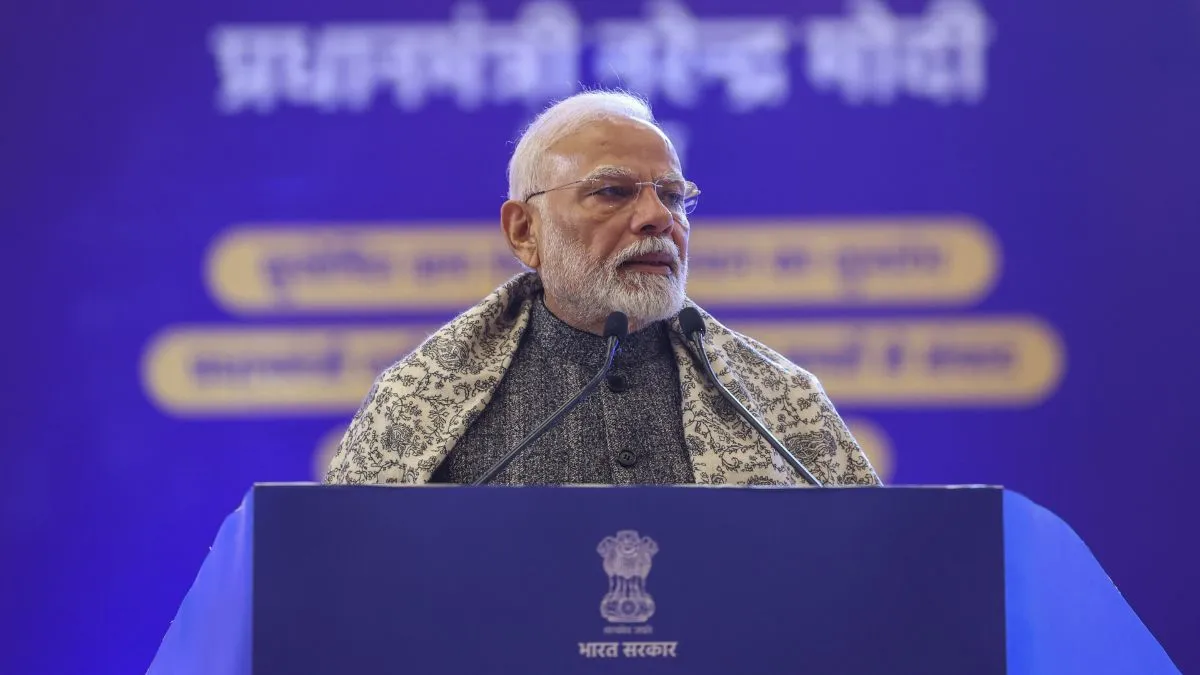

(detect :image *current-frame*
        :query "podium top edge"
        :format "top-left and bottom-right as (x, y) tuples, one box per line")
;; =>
(248, 482), (1006, 491)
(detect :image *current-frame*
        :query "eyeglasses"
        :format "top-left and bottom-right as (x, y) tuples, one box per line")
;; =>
(524, 175), (701, 219)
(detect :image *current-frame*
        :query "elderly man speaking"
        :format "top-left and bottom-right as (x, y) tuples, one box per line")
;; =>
(325, 90), (880, 488)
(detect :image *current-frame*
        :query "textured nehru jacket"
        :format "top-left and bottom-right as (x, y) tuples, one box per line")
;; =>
(431, 296), (695, 485)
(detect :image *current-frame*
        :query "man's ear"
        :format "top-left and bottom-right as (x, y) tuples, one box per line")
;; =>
(501, 200), (540, 269)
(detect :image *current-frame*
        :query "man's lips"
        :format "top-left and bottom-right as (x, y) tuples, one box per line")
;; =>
(620, 252), (676, 272)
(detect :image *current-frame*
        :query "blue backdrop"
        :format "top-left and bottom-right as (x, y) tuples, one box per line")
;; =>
(3, 0), (1198, 673)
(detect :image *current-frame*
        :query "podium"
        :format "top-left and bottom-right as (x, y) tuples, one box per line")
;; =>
(147, 484), (1179, 674)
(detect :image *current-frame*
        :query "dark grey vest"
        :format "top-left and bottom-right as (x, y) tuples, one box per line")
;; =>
(430, 297), (696, 485)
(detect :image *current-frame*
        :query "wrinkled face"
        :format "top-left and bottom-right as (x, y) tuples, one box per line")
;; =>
(531, 118), (692, 331)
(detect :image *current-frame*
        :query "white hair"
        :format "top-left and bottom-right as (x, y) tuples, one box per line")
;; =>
(506, 89), (659, 202)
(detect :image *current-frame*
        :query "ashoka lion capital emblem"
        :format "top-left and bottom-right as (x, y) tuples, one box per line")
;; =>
(597, 530), (658, 623)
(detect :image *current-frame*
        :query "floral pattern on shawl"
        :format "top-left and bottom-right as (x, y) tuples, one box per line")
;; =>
(325, 273), (880, 487)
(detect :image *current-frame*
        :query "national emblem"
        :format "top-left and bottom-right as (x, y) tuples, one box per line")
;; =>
(597, 530), (658, 623)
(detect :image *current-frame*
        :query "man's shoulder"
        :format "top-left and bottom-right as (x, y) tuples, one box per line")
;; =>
(373, 271), (541, 382)
(696, 307), (822, 386)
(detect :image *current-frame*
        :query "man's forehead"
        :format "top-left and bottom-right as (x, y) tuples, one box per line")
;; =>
(547, 118), (682, 177)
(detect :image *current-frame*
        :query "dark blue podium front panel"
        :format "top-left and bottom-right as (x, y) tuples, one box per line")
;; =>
(251, 485), (1005, 674)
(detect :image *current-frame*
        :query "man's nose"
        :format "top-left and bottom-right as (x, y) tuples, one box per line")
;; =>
(632, 186), (674, 235)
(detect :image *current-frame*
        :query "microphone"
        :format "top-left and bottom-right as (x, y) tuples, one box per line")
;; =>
(677, 307), (823, 487)
(472, 311), (629, 485)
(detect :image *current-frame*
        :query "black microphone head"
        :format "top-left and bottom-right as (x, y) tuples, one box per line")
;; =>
(603, 311), (629, 339)
(678, 307), (705, 338)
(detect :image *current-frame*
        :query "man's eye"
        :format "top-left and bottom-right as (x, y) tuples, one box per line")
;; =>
(594, 184), (635, 198)
(660, 190), (685, 207)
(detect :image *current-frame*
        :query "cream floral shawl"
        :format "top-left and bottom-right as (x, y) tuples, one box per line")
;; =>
(325, 273), (880, 487)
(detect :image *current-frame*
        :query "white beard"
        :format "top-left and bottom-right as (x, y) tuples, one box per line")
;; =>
(537, 218), (688, 331)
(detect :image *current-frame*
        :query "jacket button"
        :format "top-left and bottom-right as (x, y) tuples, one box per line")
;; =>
(617, 449), (637, 468)
(607, 373), (629, 392)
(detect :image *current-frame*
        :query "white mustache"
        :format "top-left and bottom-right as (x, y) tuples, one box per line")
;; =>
(611, 238), (682, 269)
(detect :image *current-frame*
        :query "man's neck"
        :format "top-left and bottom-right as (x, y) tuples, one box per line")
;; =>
(525, 296), (672, 370)
(542, 294), (646, 335)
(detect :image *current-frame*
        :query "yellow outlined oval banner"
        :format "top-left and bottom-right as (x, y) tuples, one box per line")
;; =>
(141, 315), (1062, 416)
(735, 316), (1064, 406)
(205, 216), (1000, 313)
